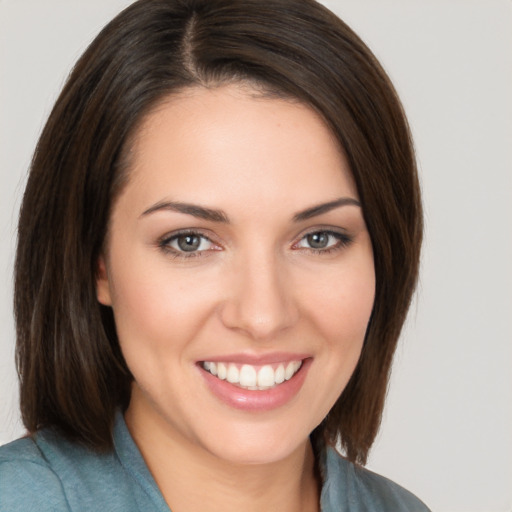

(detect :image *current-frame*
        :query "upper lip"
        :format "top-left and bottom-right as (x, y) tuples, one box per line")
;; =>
(198, 352), (311, 365)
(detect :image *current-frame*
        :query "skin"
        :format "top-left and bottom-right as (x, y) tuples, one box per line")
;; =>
(96, 84), (375, 512)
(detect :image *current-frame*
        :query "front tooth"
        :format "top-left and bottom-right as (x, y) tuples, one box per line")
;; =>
(257, 365), (275, 387)
(284, 361), (296, 380)
(275, 364), (285, 384)
(217, 362), (227, 380)
(239, 365), (257, 387)
(226, 364), (240, 384)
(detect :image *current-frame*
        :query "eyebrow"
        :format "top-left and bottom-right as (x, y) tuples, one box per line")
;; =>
(140, 201), (229, 223)
(292, 197), (361, 222)
(140, 196), (360, 223)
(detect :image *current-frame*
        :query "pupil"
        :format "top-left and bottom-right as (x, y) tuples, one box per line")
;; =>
(307, 232), (328, 249)
(178, 235), (200, 252)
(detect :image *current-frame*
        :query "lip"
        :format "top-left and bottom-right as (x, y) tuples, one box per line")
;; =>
(198, 355), (312, 411)
(199, 352), (311, 366)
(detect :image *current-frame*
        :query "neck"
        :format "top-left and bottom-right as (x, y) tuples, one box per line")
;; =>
(124, 401), (320, 512)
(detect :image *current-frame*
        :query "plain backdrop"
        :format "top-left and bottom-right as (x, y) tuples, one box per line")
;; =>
(1, 1), (511, 511)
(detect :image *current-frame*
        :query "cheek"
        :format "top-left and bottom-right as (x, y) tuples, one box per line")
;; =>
(309, 261), (375, 343)
(107, 255), (220, 356)
(293, 256), (375, 431)
(108, 268), (212, 403)
(307, 255), (375, 382)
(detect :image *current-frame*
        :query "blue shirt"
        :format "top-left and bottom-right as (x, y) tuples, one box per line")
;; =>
(0, 413), (430, 511)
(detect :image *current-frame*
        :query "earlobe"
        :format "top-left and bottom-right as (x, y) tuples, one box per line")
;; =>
(96, 255), (112, 306)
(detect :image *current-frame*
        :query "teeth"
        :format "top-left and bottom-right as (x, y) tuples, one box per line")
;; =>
(226, 364), (239, 384)
(257, 365), (274, 387)
(239, 365), (257, 387)
(217, 362), (227, 380)
(284, 362), (296, 380)
(202, 360), (303, 390)
(275, 364), (285, 384)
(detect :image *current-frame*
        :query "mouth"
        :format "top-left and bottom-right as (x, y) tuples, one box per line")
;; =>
(198, 354), (311, 411)
(201, 360), (303, 391)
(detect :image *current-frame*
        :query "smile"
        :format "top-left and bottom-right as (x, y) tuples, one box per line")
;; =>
(201, 360), (303, 390)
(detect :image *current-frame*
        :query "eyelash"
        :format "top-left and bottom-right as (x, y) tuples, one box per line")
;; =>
(158, 229), (217, 259)
(158, 229), (353, 259)
(293, 230), (353, 255)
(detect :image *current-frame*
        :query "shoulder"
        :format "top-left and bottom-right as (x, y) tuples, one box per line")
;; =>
(0, 436), (69, 511)
(0, 429), (143, 512)
(321, 446), (431, 512)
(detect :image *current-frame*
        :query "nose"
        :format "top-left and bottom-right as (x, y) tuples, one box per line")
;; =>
(219, 252), (299, 340)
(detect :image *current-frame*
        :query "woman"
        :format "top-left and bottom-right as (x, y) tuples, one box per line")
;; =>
(0, 0), (427, 510)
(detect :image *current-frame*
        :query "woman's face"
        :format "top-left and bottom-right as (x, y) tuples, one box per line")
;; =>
(97, 84), (375, 465)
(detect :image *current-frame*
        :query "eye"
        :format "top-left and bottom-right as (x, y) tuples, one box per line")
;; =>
(294, 230), (351, 252)
(160, 231), (216, 255)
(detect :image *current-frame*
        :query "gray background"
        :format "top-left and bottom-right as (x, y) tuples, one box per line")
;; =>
(1, 1), (511, 510)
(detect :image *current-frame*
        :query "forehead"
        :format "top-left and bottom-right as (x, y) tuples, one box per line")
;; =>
(120, 84), (358, 217)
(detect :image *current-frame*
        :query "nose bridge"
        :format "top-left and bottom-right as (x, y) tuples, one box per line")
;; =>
(220, 246), (297, 339)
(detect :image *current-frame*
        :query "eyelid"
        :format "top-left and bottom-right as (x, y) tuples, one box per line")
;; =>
(158, 228), (222, 257)
(156, 226), (352, 259)
(292, 227), (353, 252)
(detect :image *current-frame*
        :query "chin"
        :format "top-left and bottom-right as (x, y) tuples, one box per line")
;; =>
(198, 417), (314, 466)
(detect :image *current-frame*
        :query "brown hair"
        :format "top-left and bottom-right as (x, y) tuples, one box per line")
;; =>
(15, 0), (422, 464)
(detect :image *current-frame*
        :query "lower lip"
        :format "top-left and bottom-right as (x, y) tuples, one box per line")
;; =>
(199, 359), (312, 412)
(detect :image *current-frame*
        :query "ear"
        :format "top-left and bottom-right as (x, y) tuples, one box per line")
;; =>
(96, 255), (113, 306)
